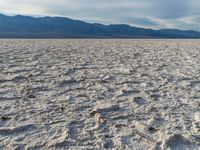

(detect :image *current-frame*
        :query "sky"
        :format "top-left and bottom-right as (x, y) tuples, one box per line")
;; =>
(0, 0), (200, 31)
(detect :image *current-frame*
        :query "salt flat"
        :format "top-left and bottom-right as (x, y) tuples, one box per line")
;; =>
(0, 39), (200, 150)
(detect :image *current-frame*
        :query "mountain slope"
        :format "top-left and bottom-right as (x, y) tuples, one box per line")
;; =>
(0, 14), (200, 38)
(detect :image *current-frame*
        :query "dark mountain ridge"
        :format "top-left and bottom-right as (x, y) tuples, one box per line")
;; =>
(0, 14), (200, 38)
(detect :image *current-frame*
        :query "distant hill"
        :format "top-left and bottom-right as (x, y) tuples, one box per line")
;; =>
(0, 14), (200, 38)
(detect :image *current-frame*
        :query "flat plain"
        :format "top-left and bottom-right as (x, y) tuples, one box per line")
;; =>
(0, 39), (200, 150)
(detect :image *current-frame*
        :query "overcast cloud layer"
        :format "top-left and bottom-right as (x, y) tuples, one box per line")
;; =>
(0, 0), (200, 30)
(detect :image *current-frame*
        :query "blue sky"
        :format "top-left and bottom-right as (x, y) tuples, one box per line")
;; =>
(0, 0), (200, 30)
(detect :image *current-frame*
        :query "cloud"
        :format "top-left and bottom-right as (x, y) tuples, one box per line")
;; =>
(0, 0), (200, 30)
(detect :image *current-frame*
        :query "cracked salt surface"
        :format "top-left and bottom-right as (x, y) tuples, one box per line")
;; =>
(0, 39), (200, 149)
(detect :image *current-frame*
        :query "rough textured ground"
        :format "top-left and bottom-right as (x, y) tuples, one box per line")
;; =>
(0, 39), (200, 150)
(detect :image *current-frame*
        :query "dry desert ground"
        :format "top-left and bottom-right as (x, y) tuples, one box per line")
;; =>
(0, 39), (200, 149)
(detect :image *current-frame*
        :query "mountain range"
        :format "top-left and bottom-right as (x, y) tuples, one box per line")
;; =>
(0, 14), (200, 38)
